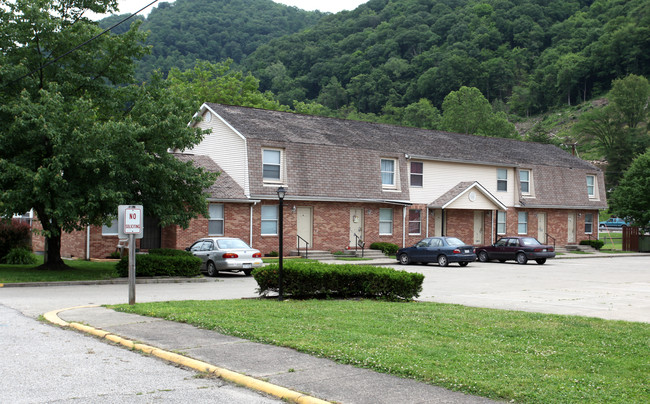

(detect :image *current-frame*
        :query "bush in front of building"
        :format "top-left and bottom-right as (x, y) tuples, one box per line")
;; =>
(0, 219), (31, 261)
(148, 248), (193, 257)
(115, 254), (202, 277)
(580, 239), (605, 250)
(1, 247), (38, 265)
(253, 261), (423, 301)
(369, 242), (399, 256)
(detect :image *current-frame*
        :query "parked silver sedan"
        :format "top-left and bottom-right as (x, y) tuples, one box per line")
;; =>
(187, 237), (263, 276)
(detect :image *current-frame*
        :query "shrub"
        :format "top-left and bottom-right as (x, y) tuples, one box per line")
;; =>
(369, 242), (399, 256)
(115, 254), (202, 277)
(580, 239), (605, 250)
(253, 261), (423, 301)
(0, 219), (32, 259)
(148, 248), (193, 257)
(2, 247), (38, 265)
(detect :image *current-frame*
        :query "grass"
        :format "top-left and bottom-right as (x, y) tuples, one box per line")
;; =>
(0, 256), (119, 283)
(110, 299), (649, 404)
(599, 231), (623, 251)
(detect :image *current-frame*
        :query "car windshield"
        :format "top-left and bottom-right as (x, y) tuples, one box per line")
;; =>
(217, 239), (251, 249)
(520, 237), (541, 246)
(445, 237), (465, 246)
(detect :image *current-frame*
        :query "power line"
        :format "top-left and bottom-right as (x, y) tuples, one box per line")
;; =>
(3, 1), (159, 89)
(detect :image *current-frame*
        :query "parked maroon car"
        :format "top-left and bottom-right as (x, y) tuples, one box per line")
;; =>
(476, 236), (555, 265)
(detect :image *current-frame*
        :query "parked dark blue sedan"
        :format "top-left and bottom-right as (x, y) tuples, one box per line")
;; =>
(397, 237), (476, 267)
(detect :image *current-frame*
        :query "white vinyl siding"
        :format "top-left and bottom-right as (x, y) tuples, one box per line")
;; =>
(379, 208), (393, 235)
(208, 204), (224, 236)
(261, 205), (278, 235)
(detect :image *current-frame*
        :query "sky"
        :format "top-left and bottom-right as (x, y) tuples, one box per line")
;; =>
(90, 0), (369, 19)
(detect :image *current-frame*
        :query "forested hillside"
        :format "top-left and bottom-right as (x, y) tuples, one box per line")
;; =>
(99, 0), (325, 81)
(243, 0), (649, 115)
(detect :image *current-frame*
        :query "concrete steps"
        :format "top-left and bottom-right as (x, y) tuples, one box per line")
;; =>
(289, 249), (388, 260)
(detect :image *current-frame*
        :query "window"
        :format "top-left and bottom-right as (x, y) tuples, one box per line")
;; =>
(497, 168), (507, 192)
(518, 211), (528, 234)
(497, 211), (506, 234)
(208, 204), (224, 236)
(263, 149), (282, 182)
(381, 159), (396, 187)
(408, 209), (421, 235)
(102, 219), (118, 235)
(410, 162), (423, 187)
(585, 213), (593, 233)
(261, 205), (278, 235)
(587, 175), (596, 198)
(520, 170), (531, 194)
(379, 208), (393, 235)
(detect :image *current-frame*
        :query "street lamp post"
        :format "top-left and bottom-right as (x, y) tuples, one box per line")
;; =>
(276, 187), (286, 300)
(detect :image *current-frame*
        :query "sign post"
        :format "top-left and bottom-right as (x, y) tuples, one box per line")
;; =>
(118, 205), (143, 305)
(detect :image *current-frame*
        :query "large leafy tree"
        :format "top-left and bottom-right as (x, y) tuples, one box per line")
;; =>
(0, 1), (215, 269)
(608, 150), (650, 232)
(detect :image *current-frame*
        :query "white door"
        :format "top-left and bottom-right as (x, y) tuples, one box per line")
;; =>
(296, 207), (313, 248)
(349, 208), (364, 248)
(567, 212), (576, 243)
(473, 211), (484, 245)
(537, 212), (547, 243)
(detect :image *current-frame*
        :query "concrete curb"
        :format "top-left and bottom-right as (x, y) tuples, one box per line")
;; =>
(1, 277), (214, 288)
(43, 306), (330, 404)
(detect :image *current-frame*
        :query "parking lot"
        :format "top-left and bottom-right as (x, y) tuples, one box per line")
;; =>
(392, 255), (650, 323)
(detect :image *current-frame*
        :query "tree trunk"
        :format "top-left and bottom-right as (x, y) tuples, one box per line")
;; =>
(36, 215), (69, 270)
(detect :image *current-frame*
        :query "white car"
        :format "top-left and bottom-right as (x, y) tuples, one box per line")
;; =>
(187, 237), (263, 276)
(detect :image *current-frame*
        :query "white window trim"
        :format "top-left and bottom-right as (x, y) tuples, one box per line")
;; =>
(585, 213), (594, 234)
(520, 169), (532, 196)
(497, 211), (506, 235)
(586, 175), (597, 199)
(262, 148), (284, 184)
(381, 158), (398, 190)
(261, 205), (279, 236)
(408, 209), (422, 235)
(518, 211), (528, 235)
(410, 161), (423, 188)
(208, 203), (225, 236)
(497, 168), (507, 192)
(379, 208), (393, 235)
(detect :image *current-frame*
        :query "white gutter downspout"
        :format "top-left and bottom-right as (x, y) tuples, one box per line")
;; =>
(250, 202), (258, 247)
(86, 226), (90, 260)
(402, 206), (407, 247)
(491, 210), (495, 245)
(426, 208), (430, 238)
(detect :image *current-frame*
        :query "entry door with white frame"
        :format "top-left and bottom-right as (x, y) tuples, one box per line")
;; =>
(296, 207), (313, 249)
(349, 208), (364, 248)
(473, 211), (484, 245)
(567, 212), (576, 243)
(537, 212), (547, 243)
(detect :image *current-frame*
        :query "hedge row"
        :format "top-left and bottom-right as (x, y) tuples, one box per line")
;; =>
(148, 248), (193, 257)
(369, 242), (399, 255)
(253, 261), (423, 301)
(116, 254), (202, 277)
(580, 239), (605, 250)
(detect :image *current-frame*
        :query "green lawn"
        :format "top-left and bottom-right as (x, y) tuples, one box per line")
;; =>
(110, 299), (649, 404)
(0, 257), (119, 283)
(599, 231), (623, 251)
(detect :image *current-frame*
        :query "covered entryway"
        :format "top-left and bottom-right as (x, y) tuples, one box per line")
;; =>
(296, 207), (313, 249)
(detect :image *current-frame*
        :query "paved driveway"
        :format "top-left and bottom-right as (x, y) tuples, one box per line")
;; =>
(392, 255), (650, 323)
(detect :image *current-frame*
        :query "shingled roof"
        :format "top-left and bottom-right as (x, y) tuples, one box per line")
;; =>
(205, 103), (598, 171)
(173, 153), (247, 200)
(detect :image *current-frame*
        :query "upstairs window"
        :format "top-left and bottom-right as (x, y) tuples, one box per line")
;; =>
(263, 149), (282, 182)
(381, 159), (396, 188)
(410, 162), (423, 187)
(208, 203), (224, 236)
(587, 175), (596, 198)
(520, 170), (531, 195)
(497, 168), (507, 192)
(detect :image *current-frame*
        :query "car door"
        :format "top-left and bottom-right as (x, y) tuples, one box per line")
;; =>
(189, 240), (209, 270)
(491, 238), (508, 260)
(410, 239), (431, 262)
(504, 238), (520, 260)
(427, 238), (443, 262)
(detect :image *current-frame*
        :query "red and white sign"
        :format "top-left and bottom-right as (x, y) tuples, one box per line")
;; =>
(124, 208), (142, 234)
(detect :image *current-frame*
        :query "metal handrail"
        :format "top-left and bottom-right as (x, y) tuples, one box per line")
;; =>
(297, 235), (310, 259)
(354, 233), (365, 258)
(546, 233), (556, 249)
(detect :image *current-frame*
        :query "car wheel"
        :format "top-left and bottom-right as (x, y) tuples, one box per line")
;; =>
(206, 261), (218, 277)
(478, 251), (489, 262)
(399, 253), (411, 265)
(459, 261), (468, 267)
(243, 269), (252, 276)
(437, 255), (449, 267)
(516, 252), (528, 265)
(535, 258), (546, 265)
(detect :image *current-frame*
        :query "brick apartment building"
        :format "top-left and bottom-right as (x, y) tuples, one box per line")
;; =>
(34, 103), (607, 259)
